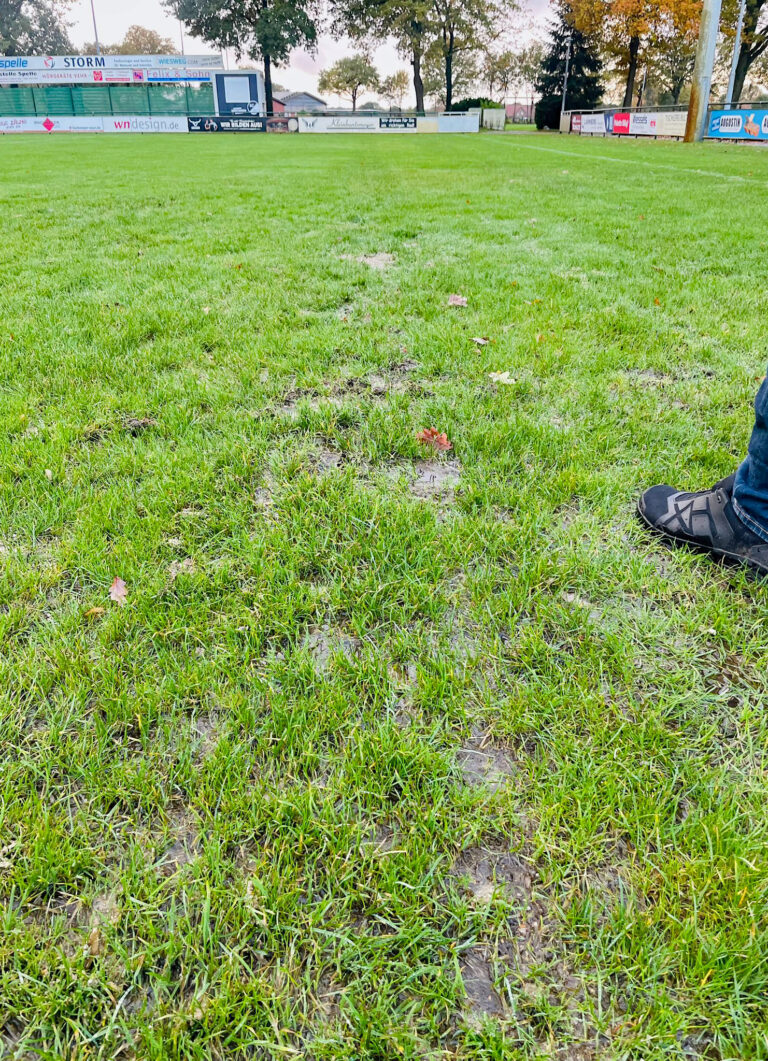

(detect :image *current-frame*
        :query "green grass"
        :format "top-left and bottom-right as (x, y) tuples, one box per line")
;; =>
(2, 131), (768, 1060)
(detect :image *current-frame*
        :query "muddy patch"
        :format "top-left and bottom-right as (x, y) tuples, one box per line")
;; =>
(155, 808), (201, 877)
(410, 459), (462, 500)
(304, 623), (361, 673)
(460, 945), (505, 1023)
(314, 447), (345, 475)
(451, 846), (535, 905)
(343, 252), (396, 270)
(359, 822), (397, 854)
(456, 736), (516, 793)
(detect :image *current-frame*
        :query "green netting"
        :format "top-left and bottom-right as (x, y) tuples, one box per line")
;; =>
(148, 85), (187, 113)
(0, 81), (217, 117)
(0, 87), (36, 116)
(108, 86), (151, 114)
(71, 85), (113, 115)
(32, 87), (73, 115)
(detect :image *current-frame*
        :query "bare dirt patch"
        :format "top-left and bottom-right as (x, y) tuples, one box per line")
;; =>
(304, 623), (361, 673)
(410, 459), (462, 500)
(451, 846), (535, 905)
(456, 737), (516, 793)
(355, 252), (396, 270)
(155, 808), (201, 877)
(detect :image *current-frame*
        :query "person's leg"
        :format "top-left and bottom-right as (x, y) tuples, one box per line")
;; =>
(732, 375), (768, 543)
(637, 374), (768, 576)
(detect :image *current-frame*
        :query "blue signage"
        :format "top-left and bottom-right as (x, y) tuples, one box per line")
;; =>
(708, 109), (768, 140)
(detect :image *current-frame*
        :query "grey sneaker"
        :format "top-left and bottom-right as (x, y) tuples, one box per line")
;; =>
(637, 473), (768, 576)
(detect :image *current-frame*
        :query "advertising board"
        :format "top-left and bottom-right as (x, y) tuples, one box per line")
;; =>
(102, 115), (188, 133)
(0, 53), (221, 84)
(188, 116), (298, 132)
(708, 109), (768, 140)
(580, 113), (606, 134)
(0, 115), (103, 132)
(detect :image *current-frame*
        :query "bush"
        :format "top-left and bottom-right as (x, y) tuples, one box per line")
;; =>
(535, 95), (562, 130)
(450, 97), (502, 112)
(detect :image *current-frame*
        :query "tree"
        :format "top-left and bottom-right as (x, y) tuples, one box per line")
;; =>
(0, 0), (73, 55)
(318, 54), (379, 109)
(166, 0), (319, 114)
(728, 0), (768, 100)
(115, 25), (176, 53)
(647, 0), (700, 101)
(381, 67), (411, 104)
(328, 0), (432, 112)
(482, 41), (544, 99)
(84, 24), (177, 55)
(428, 0), (502, 110)
(534, 3), (603, 128)
(569, 0), (701, 106)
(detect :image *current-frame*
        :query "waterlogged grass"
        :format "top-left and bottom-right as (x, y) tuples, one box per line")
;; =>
(1, 131), (768, 1060)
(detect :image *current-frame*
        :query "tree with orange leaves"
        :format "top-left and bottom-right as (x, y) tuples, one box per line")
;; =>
(569, 0), (701, 105)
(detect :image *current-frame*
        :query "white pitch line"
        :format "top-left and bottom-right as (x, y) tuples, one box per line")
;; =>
(500, 137), (768, 186)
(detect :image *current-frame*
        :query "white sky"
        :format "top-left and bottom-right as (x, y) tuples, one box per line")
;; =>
(69, 0), (547, 105)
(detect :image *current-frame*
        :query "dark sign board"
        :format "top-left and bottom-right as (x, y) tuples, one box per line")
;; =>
(379, 116), (417, 129)
(214, 72), (262, 116)
(188, 116), (298, 133)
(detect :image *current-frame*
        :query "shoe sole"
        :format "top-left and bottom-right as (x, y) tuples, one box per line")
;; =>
(636, 502), (768, 578)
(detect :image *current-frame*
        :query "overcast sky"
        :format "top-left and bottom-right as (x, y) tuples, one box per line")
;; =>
(68, 0), (548, 105)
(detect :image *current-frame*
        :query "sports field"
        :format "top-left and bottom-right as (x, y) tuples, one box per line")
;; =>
(2, 132), (768, 1060)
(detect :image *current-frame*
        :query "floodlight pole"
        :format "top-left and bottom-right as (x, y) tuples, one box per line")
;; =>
(561, 35), (572, 118)
(179, 21), (186, 56)
(90, 0), (101, 55)
(725, 0), (747, 107)
(684, 0), (723, 141)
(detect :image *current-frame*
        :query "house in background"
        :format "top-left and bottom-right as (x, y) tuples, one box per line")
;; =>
(273, 91), (327, 113)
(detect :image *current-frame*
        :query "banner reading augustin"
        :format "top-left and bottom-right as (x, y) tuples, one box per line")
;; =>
(708, 109), (768, 140)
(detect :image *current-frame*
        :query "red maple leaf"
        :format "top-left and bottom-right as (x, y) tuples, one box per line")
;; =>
(416, 428), (452, 451)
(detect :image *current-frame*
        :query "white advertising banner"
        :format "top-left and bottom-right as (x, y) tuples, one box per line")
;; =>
(0, 115), (103, 133)
(658, 110), (687, 137)
(0, 53), (222, 84)
(299, 115), (379, 132)
(437, 113), (480, 132)
(580, 113), (606, 134)
(102, 115), (189, 133)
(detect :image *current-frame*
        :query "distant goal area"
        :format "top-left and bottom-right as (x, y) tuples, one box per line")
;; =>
(0, 55), (482, 135)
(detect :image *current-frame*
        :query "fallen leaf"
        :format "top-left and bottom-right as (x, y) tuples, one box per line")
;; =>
(88, 926), (102, 957)
(471, 337), (490, 345)
(84, 607), (105, 619)
(654, 297), (660, 306)
(536, 333), (544, 343)
(416, 428), (452, 451)
(44, 468), (53, 481)
(489, 371), (516, 385)
(109, 577), (128, 606)
(202, 306), (210, 315)
(447, 294), (467, 307)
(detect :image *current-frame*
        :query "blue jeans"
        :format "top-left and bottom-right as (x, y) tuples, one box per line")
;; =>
(734, 374), (768, 543)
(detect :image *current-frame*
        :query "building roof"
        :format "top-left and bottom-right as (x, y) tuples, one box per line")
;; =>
(274, 91), (326, 105)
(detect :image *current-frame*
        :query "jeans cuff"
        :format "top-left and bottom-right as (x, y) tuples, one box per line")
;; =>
(733, 496), (768, 545)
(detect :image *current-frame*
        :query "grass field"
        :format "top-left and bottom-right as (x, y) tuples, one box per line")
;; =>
(2, 130), (768, 1060)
